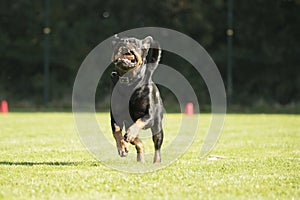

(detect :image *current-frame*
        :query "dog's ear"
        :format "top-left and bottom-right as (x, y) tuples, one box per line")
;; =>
(142, 36), (153, 50)
(141, 36), (153, 59)
(112, 34), (120, 47)
(148, 41), (161, 64)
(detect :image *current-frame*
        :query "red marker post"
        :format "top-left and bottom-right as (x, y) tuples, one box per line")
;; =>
(1, 100), (9, 114)
(185, 102), (194, 116)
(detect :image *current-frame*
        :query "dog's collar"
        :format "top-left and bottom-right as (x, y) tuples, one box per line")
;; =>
(111, 70), (142, 85)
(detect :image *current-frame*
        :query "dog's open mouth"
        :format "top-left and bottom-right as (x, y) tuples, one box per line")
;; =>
(114, 49), (142, 71)
(115, 52), (137, 67)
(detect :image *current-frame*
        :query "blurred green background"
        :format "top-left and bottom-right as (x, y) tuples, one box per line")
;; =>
(0, 0), (299, 112)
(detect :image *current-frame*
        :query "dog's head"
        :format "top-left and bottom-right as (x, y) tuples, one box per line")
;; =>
(112, 35), (153, 76)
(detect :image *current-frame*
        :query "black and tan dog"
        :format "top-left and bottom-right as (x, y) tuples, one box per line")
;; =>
(110, 35), (164, 163)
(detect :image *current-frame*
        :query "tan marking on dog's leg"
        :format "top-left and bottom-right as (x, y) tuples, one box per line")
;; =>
(132, 137), (144, 162)
(114, 124), (121, 132)
(135, 118), (145, 129)
(113, 124), (128, 157)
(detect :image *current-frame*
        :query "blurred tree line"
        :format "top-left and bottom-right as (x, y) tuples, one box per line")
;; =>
(0, 0), (299, 111)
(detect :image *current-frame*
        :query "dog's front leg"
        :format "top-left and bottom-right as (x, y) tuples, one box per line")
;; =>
(125, 119), (147, 162)
(125, 119), (145, 142)
(131, 137), (144, 162)
(112, 124), (128, 157)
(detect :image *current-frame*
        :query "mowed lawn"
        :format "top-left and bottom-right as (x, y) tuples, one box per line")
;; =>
(0, 113), (299, 199)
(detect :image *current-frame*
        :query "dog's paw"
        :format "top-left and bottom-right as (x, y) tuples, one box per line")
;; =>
(114, 131), (128, 157)
(125, 125), (140, 142)
(117, 139), (128, 157)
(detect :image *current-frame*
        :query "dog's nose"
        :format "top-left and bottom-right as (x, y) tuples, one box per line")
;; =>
(118, 47), (129, 55)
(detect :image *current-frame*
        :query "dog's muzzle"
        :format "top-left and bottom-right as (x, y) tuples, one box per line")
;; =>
(113, 47), (142, 71)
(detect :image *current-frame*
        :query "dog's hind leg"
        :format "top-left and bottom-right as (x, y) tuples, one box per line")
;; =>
(151, 126), (164, 163)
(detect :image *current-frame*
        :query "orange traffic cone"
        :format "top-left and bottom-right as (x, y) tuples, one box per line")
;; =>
(185, 102), (194, 116)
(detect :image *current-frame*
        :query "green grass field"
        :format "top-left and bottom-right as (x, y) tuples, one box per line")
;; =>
(0, 113), (299, 199)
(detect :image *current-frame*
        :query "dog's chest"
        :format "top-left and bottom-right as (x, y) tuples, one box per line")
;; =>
(129, 85), (151, 120)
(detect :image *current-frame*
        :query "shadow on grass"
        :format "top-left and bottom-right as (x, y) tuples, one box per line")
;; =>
(0, 161), (101, 166)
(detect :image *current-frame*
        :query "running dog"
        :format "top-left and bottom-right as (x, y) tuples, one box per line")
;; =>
(110, 35), (164, 163)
